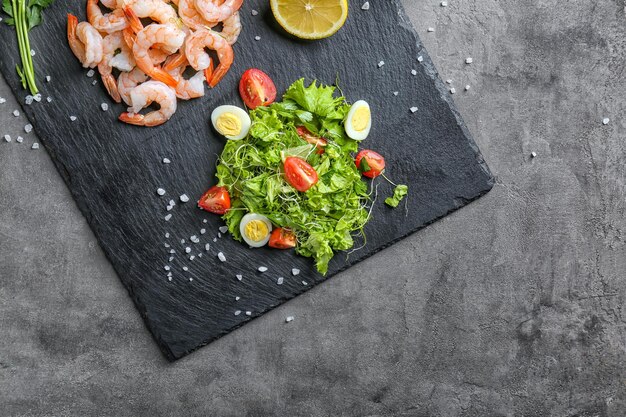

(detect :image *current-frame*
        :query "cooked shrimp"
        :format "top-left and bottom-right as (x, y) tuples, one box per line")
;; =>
(178, 0), (215, 30)
(98, 31), (134, 103)
(124, 8), (185, 87)
(195, 0), (242, 24)
(122, 27), (170, 65)
(100, 0), (117, 9)
(67, 14), (103, 69)
(118, 67), (148, 105)
(87, 0), (127, 33)
(220, 11), (241, 45)
(125, 0), (178, 26)
(164, 56), (205, 100)
(119, 81), (177, 127)
(185, 28), (233, 87)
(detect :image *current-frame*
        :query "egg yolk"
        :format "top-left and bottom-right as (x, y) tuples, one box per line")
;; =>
(351, 106), (370, 132)
(244, 220), (269, 242)
(216, 113), (242, 137)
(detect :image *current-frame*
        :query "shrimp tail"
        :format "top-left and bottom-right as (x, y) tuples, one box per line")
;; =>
(122, 27), (136, 49)
(208, 64), (228, 88)
(119, 112), (145, 125)
(204, 58), (214, 86)
(102, 73), (122, 103)
(67, 14), (78, 40)
(149, 67), (180, 88)
(163, 53), (187, 72)
(123, 6), (144, 33)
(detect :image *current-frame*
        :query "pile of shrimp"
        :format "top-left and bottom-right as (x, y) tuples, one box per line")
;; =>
(67, 0), (243, 127)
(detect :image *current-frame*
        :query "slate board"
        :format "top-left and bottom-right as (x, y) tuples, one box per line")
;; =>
(0, 0), (494, 360)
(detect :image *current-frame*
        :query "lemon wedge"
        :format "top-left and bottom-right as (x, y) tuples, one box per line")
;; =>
(270, 0), (349, 40)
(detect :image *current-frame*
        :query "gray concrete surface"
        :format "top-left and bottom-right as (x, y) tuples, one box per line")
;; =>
(1, 0), (626, 415)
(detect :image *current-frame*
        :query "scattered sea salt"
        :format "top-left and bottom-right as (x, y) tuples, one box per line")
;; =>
(417, 55), (424, 63)
(101, 103), (109, 111)
(168, 276), (172, 282)
(218, 232), (222, 238)
(258, 266), (268, 272)
(234, 310), (241, 316)
(441, 1), (447, 6)
(45, 75), (51, 82)
(70, 116), (77, 122)
(180, 194), (189, 203)
(235, 296), (240, 301)
(181, 239), (186, 244)
(16, 136), (23, 143)
(86, 69), (95, 77)
(236, 274), (243, 281)
(277, 277), (284, 285)
(157, 188), (166, 196)
(190, 235), (199, 243)
(465, 85), (471, 91)
(13, 110), (19, 117)
(183, 266), (189, 271)
(189, 277), (193, 282)
(200, 228), (206, 234)
(254, 36), (261, 41)
(164, 265), (170, 271)
(466, 57), (473, 64)
(169, 249), (175, 254)
(25, 96), (33, 105)
(33, 94), (41, 102)
(205, 243), (210, 251)
(24, 124), (33, 133)
(31, 143), (39, 150)
(602, 118), (610, 125)
(361, 1), (370, 10)
(164, 214), (172, 221)
(251, 9), (258, 15)
(213, 237), (217, 242)
(166, 205), (173, 211)
(185, 247), (191, 253)
(0, 98), (5, 104)
(285, 316), (294, 323)
(169, 199), (175, 206)
(30, 49), (35, 56)
(203, 219), (208, 223)
(377, 60), (385, 68)
(411, 69), (417, 76)
(197, 253), (203, 258)
(292, 268), (300, 276)
(169, 256), (174, 262)
(164, 243), (170, 248)
(427, 27), (435, 32)
(46, 97), (52, 103)
(450, 88), (456, 94)
(531, 151), (537, 158)
(302, 281), (308, 285)
(245, 311), (251, 316)
(92, 80), (97, 86)
(165, 233), (170, 238)
(410, 107), (418, 113)
(219, 226), (228, 234)
(393, 91), (399, 96)
(218, 252), (226, 262)
(4, 135), (11, 143)
(189, 255), (195, 261)
(162, 157), (171, 164)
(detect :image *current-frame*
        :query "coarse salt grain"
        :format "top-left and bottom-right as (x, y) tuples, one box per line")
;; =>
(31, 143), (39, 149)
(33, 94), (41, 102)
(24, 124), (33, 133)
(168, 276), (172, 281)
(531, 151), (537, 158)
(4, 135), (11, 142)
(46, 97), (52, 103)
(165, 232), (170, 238)
(361, 1), (370, 10)
(213, 237), (217, 242)
(441, 1), (447, 6)
(450, 88), (456, 94)
(197, 253), (203, 258)
(86, 69), (95, 77)
(292, 268), (300, 276)
(302, 280), (308, 285)
(70, 116), (77, 122)
(189, 255), (195, 261)
(251, 9), (258, 15)
(410, 107), (418, 113)
(0, 98), (5, 104)
(45, 75), (51, 82)
(377, 60), (385, 68)
(218, 252), (226, 262)
(393, 91), (399, 96)
(16, 136), (23, 143)
(245, 311), (251, 316)
(162, 157), (170, 164)
(285, 316), (294, 323)
(13, 110), (19, 117)
(30, 49), (35, 56)
(92, 80), (97, 86)
(164, 214), (172, 221)
(180, 194), (189, 203)
(602, 118), (610, 125)
(25, 96), (33, 105)
(101, 103), (108, 111)
(235, 296), (240, 301)
(170, 249), (175, 254)
(427, 27), (435, 32)
(465, 85), (471, 91)
(200, 228), (206, 235)
(234, 310), (241, 316)
(254, 36), (261, 41)
(277, 277), (284, 285)
(166, 205), (173, 211)
(219, 226), (228, 234)
(466, 57), (473, 64)
(217, 232), (222, 238)
(203, 219), (208, 223)
(164, 265), (170, 271)
(185, 247), (191, 253)
(411, 69), (417, 76)
(169, 256), (174, 262)
(190, 235), (199, 243)
(258, 266), (268, 272)
(417, 56), (424, 62)
(236, 274), (243, 281)
(157, 188), (166, 196)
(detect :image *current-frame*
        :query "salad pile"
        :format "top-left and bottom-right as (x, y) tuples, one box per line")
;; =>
(200, 73), (407, 275)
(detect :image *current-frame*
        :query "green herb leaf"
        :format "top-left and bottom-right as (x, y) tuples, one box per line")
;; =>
(358, 157), (371, 173)
(385, 184), (409, 208)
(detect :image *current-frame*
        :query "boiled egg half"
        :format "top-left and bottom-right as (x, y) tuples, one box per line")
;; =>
(344, 100), (371, 141)
(240, 213), (273, 248)
(211, 105), (251, 140)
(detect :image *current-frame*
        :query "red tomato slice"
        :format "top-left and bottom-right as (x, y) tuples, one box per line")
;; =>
(296, 126), (328, 154)
(356, 150), (386, 178)
(239, 68), (277, 109)
(198, 186), (231, 215)
(268, 227), (297, 249)
(283, 156), (318, 192)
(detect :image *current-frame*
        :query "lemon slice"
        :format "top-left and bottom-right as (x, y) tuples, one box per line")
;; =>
(270, 0), (349, 40)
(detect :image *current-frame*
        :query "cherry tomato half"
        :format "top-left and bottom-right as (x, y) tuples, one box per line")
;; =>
(198, 186), (231, 215)
(296, 126), (328, 154)
(268, 227), (297, 249)
(356, 150), (386, 178)
(239, 68), (277, 110)
(283, 156), (318, 192)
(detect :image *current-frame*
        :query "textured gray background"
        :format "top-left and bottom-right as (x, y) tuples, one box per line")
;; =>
(1, 0), (625, 416)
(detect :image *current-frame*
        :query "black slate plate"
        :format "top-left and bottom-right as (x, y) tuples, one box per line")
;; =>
(0, 0), (493, 360)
